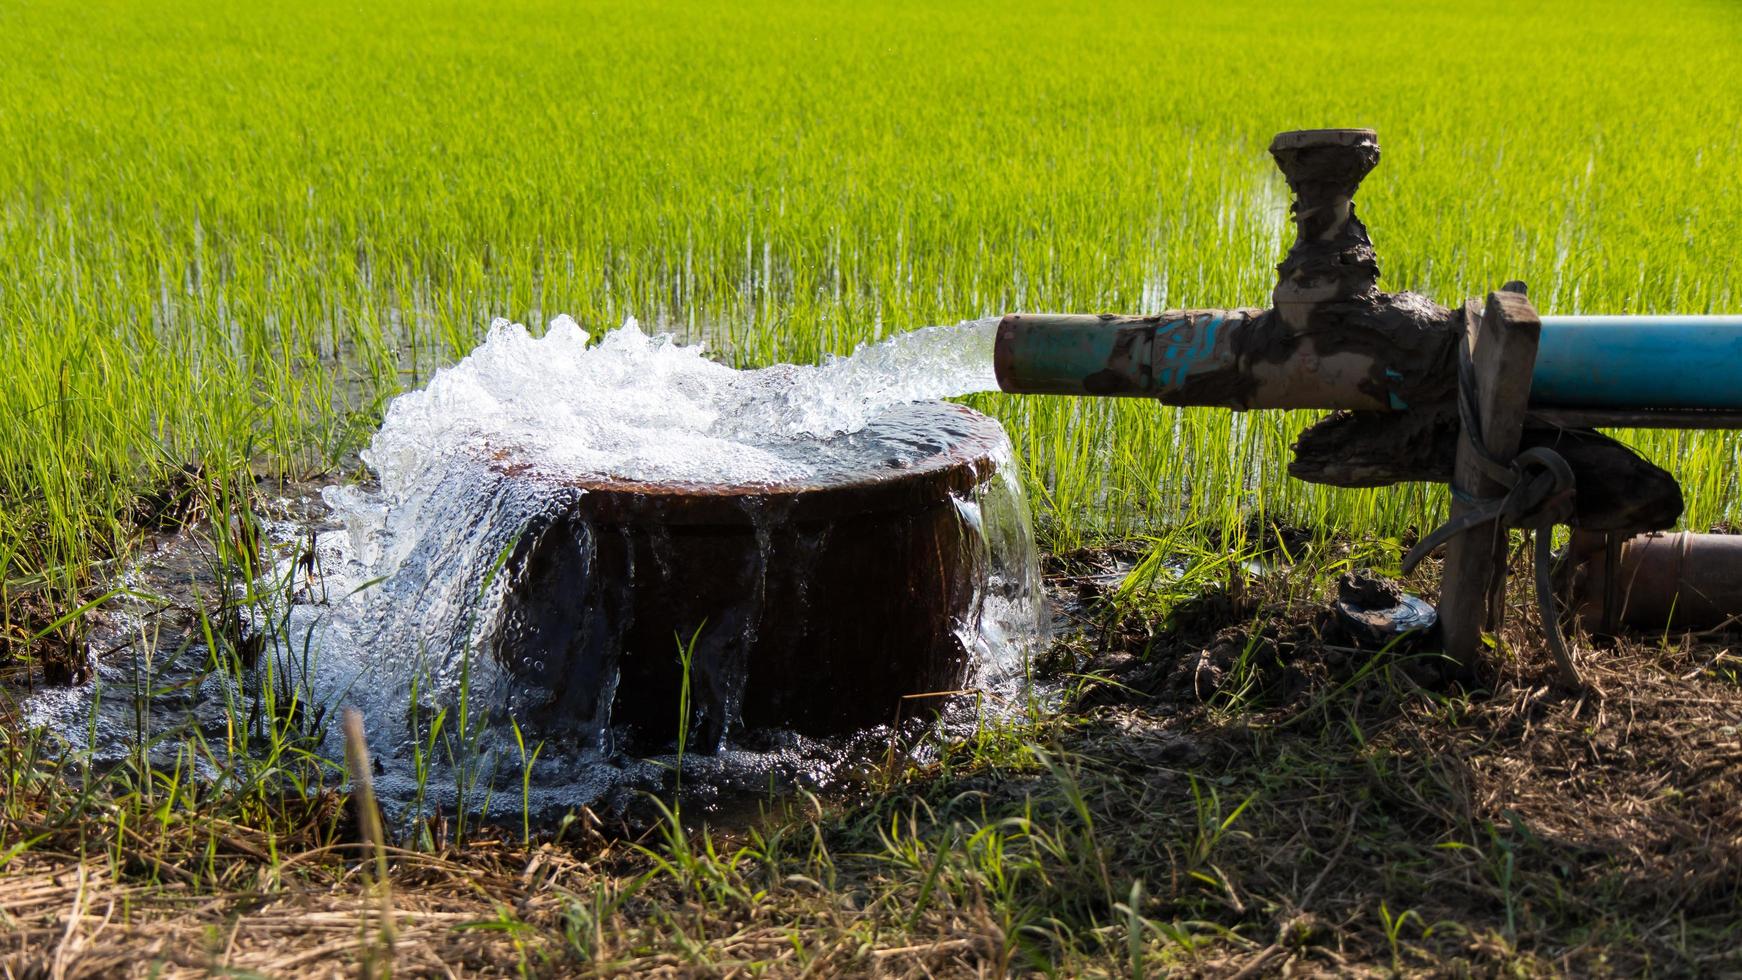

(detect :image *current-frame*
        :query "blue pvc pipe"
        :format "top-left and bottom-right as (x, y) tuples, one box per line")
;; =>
(1534, 316), (1742, 410)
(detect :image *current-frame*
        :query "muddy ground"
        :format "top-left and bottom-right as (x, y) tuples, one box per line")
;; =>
(2, 528), (1739, 977)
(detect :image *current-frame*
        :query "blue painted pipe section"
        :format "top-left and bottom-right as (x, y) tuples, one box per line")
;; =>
(1534, 316), (1742, 409)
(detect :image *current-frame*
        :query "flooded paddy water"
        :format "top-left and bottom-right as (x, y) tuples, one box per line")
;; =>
(20, 316), (1047, 827)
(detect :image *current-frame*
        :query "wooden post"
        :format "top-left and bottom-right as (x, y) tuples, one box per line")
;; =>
(1439, 289), (1542, 669)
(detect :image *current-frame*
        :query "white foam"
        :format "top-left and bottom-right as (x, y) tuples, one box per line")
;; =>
(359, 314), (1003, 497)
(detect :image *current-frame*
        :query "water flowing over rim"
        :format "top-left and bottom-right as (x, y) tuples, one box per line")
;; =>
(478, 402), (1011, 525)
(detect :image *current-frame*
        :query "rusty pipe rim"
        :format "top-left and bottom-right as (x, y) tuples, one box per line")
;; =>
(480, 401), (1009, 526)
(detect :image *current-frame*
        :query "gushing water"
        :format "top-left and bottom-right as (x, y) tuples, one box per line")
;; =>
(352, 314), (1003, 494)
(26, 315), (1042, 822)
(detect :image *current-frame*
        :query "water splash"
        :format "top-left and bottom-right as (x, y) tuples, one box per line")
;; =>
(16, 315), (1031, 821)
(353, 314), (1003, 497)
(327, 314), (1037, 815)
(25, 314), (1040, 823)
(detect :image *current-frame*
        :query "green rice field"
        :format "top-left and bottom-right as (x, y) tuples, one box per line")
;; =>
(4, 0), (1742, 974)
(6, 0), (1741, 584)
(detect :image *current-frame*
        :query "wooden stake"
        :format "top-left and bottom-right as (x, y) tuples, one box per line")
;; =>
(1440, 289), (1542, 669)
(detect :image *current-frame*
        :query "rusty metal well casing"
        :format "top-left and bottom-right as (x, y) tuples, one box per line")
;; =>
(486, 401), (1012, 751)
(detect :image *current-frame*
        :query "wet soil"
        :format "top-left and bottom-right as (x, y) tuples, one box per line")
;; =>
(6, 511), (1741, 974)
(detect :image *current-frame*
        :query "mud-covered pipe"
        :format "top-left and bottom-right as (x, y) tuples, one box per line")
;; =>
(992, 311), (1436, 411)
(1568, 530), (1742, 632)
(994, 313), (1742, 412)
(995, 128), (1742, 414)
(991, 130), (1449, 412)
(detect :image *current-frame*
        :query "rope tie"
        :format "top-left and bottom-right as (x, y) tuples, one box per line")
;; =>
(1401, 328), (1585, 687)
